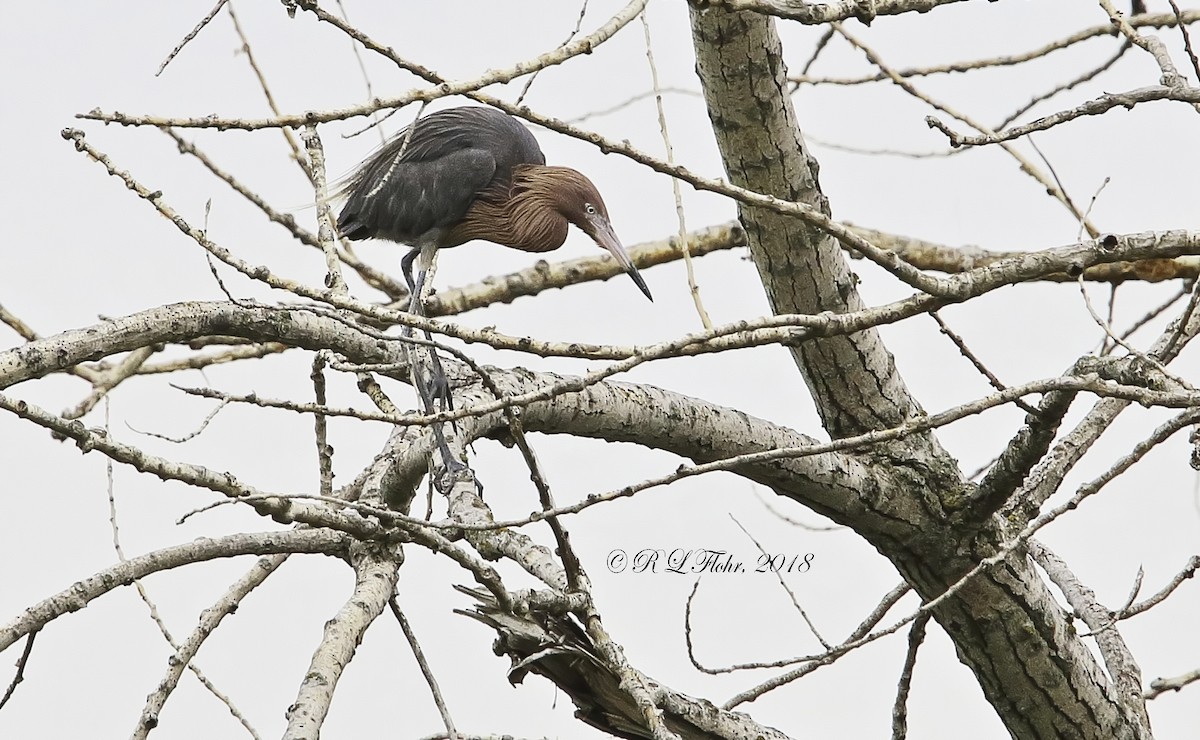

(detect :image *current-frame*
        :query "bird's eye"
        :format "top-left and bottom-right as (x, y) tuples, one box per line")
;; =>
(584, 203), (597, 215)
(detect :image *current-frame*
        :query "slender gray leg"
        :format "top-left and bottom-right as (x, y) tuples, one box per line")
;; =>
(410, 357), (468, 475)
(404, 247), (454, 410)
(400, 245), (464, 476)
(401, 247), (421, 295)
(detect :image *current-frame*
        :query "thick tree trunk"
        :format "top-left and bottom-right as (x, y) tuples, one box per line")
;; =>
(687, 6), (1149, 739)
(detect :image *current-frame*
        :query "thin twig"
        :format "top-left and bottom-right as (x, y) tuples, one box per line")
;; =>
(726, 407), (1200, 708)
(1117, 555), (1200, 619)
(514, 0), (590, 107)
(833, 22), (1100, 237)
(133, 555), (282, 740)
(1116, 281), (1191, 345)
(126, 398), (231, 443)
(0, 303), (39, 342)
(799, 26), (836, 76)
(1168, 0), (1200, 82)
(686, 580), (909, 676)
(104, 398), (260, 739)
(164, 129), (406, 299)
(1117, 566), (1145, 614)
(333, 0), (386, 146)
(1161, 269), (1200, 361)
(138, 344), (288, 374)
(890, 612), (930, 740)
(789, 12), (1200, 86)
(0, 631), (37, 711)
(226, 1), (310, 177)
(567, 87), (701, 123)
(753, 486), (844, 531)
(62, 346), (158, 421)
(931, 311), (1038, 415)
(157, 0), (229, 76)
(929, 85), (1200, 147)
(1077, 273), (1188, 388)
(731, 515), (830, 650)
(389, 597), (458, 740)
(994, 42), (1131, 131)
(1100, 283), (1120, 355)
(641, 10), (711, 328)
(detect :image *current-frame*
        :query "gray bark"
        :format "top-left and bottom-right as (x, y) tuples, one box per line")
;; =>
(687, 6), (1150, 738)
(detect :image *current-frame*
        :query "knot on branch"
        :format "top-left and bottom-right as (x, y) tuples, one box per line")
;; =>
(854, 0), (878, 24)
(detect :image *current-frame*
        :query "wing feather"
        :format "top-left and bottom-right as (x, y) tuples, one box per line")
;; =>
(336, 107), (545, 245)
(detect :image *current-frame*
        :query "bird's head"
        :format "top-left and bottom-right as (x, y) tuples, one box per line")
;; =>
(538, 167), (653, 302)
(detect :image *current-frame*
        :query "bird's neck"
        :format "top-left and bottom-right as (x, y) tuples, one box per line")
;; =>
(452, 169), (569, 253)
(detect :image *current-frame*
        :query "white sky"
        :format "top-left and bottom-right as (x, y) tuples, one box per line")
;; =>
(2, 1), (1199, 738)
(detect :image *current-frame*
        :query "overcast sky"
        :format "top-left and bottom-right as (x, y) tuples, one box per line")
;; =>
(2, 2), (1199, 738)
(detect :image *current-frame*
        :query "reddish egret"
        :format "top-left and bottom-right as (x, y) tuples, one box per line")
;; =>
(337, 106), (653, 305)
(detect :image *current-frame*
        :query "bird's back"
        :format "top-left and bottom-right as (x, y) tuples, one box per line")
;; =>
(337, 107), (546, 246)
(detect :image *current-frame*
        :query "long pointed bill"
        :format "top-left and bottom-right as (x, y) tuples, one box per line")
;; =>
(593, 219), (653, 302)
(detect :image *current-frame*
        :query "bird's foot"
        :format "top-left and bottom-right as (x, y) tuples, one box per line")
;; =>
(431, 434), (472, 494)
(426, 352), (457, 413)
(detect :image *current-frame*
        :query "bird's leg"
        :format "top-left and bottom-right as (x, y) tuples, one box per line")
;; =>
(400, 244), (465, 479)
(404, 244), (454, 412)
(402, 292), (468, 478)
(410, 356), (469, 477)
(401, 247), (421, 295)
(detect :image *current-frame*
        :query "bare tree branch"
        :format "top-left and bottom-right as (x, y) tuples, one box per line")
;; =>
(285, 545), (399, 738)
(1, 531), (347, 652)
(693, 0), (973, 24)
(1029, 541), (1150, 732)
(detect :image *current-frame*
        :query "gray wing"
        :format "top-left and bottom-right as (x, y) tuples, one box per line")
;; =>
(337, 107), (545, 245)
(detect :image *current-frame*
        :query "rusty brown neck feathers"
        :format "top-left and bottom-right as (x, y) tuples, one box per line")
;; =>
(445, 165), (603, 253)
